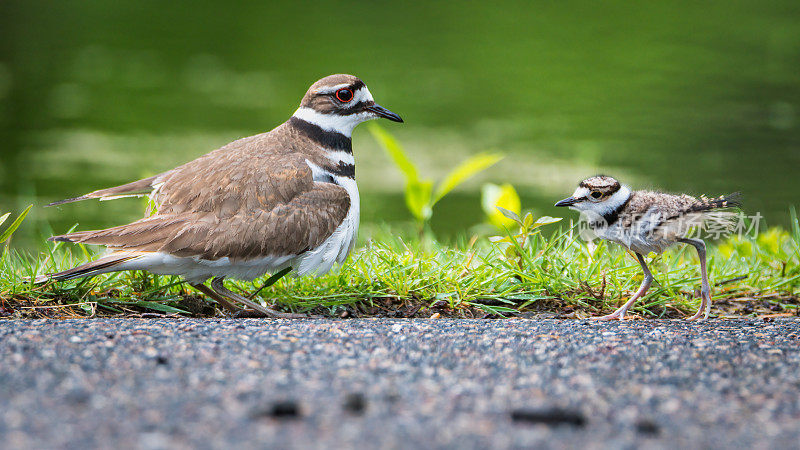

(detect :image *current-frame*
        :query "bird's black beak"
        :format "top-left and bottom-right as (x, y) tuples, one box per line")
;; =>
(555, 196), (579, 207)
(366, 103), (403, 123)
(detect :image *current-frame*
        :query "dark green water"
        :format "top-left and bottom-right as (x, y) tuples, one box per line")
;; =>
(1, 1), (799, 249)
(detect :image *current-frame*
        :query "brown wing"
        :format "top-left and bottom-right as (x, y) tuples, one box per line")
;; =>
(627, 192), (739, 221)
(151, 137), (314, 217)
(50, 129), (352, 259)
(618, 191), (699, 228)
(46, 129), (292, 210)
(51, 181), (350, 260)
(618, 191), (740, 237)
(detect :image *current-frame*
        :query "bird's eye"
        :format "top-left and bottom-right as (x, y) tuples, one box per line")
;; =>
(590, 191), (603, 199)
(335, 88), (354, 103)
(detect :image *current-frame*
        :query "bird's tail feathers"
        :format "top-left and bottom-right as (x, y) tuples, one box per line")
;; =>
(33, 254), (139, 283)
(691, 192), (742, 212)
(46, 175), (161, 207)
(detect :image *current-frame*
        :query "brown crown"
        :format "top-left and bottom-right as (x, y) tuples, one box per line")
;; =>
(299, 74), (366, 113)
(578, 175), (621, 194)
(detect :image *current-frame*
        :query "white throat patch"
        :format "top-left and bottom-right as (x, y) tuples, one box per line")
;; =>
(597, 186), (632, 216)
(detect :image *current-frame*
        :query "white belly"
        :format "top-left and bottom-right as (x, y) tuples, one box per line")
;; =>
(293, 175), (360, 277)
(123, 253), (297, 284)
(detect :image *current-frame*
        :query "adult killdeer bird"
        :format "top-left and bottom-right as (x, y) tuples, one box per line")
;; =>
(40, 74), (403, 317)
(555, 175), (740, 321)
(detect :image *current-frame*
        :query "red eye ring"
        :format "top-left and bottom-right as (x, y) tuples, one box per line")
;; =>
(335, 88), (354, 103)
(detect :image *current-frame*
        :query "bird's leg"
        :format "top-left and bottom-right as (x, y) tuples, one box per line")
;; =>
(678, 238), (711, 321)
(210, 277), (305, 319)
(249, 266), (293, 300)
(190, 282), (241, 314)
(592, 253), (653, 321)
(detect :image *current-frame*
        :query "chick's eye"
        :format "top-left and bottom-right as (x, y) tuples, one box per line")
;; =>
(590, 191), (603, 199)
(335, 88), (353, 103)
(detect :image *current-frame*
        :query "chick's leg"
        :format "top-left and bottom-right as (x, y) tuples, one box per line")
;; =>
(593, 253), (653, 321)
(678, 238), (711, 321)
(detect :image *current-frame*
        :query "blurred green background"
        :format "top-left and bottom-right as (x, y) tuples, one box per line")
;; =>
(1, 0), (798, 250)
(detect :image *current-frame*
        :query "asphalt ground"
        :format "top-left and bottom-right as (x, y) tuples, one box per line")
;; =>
(1, 318), (799, 449)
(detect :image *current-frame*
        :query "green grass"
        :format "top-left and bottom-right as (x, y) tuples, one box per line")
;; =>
(1, 214), (798, 320)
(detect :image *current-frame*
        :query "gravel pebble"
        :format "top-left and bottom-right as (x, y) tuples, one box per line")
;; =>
(1, 318), (799, 449)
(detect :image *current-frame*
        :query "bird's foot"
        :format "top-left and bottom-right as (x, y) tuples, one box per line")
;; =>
(590, 311), (628, 321)
(686, 296), (710, 321)
(685, 311), (708, 321)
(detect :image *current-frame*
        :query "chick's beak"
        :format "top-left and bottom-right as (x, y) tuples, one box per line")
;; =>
(366, 103), (403, 122)
(554, 196), (579, 207)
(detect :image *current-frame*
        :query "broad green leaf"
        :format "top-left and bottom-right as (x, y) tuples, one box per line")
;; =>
(433, 152), (503, 204)
(530, 216), (563, 229)
(495, 206), (521, 223)
(368, 123), (418, 182)
(0, 213), (9, 228)
(0, 205), (33, 243)
(523, 212), (534, 229)
(482, 183), (521, 229)
(405, 179), (433, 222)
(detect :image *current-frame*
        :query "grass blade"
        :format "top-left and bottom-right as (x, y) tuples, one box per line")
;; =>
(0, 205), (33, 243)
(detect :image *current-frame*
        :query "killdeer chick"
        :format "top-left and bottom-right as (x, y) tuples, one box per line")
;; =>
(555, 175), (740, 321)
(39, 74), (403, 317)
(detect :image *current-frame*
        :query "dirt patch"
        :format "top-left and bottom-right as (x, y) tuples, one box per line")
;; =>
(1, 292), (797, 320)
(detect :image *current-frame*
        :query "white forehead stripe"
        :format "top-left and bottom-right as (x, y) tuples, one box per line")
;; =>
(354, 87), (374, 103)
(313, 85), (374, 105)
(573, 187), (590, 198)
(314, 83), (352, 94)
